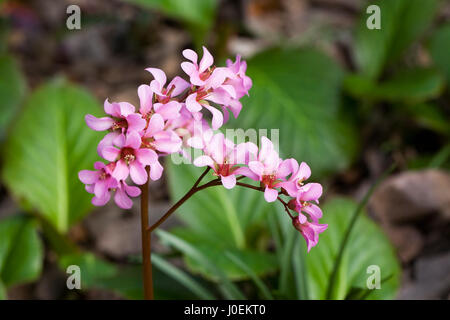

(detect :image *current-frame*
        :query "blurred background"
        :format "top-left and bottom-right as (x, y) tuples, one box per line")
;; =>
(0, 0), (449, 300)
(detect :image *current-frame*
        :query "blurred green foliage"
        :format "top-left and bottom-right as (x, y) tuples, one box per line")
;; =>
(124, 0), (218, 47)
(2, 81), (104, 233)
(0, 215), (43, 294)
(355, 0), (440, 80)
(0, 55), (26, 139)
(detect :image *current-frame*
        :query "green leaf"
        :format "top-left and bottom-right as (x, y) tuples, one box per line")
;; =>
(305, 198), (401, 299)
(0, 215), (43, 288)
(231, 47), (358, 178)
(59, 253), (144, 299)
(345, 68), (445, 103)
(355, 0), (440, 79)
(225, 251), (274, 300)
(2, 81), (104, 233)
(429, 23), (450, 84)
(152, 253), (215, 299)
(156, 229), (246, 299)
(0, 54), (26, 139)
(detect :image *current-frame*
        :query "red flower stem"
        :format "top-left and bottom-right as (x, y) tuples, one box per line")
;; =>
(140, 166), (153, 300)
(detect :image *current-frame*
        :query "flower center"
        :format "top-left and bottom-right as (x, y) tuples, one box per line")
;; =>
(262, 174), (277, 188)
(111, 119), (127, 131)
(121, 147), (136, 164)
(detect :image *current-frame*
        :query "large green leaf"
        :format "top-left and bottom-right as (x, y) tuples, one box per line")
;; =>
(2, 81), (104, 233)
(0, 215), (43, 290)
(229, 47), (358, 178)
(429, 23), (450, 84)
(305, 198), (401, 299)
(0, 54), (26, 138)
(166, 161), (280, 281)
(345, 68), (445, 103)
(355, 0), (440, 79)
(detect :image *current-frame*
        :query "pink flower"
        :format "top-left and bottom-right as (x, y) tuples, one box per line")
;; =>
(182, 46), (239, 130)
(102, 131), (159, 185)
(142, 114), (182, 155)
(244, 137), (293, 202)
(85, 100), (146, 158)
(145, 68), (190, 103)
(292, 216), (328, 252)
(137, 84), (182, 120)
(192, 132), (257, 189)
(85, 100), (146, 133)
(181, 47), (231, 88)
(278, 160), (312, 197)
(79, 161), (118, 205)
(288, 182), (323, 223)
(225, 55), (252, 99)
(114, 180), (141, 209)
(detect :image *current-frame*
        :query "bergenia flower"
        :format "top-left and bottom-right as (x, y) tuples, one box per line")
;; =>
(85, 100), (146, 158)
(114, 180), (141, 209)
(102, 131), (159, 185)
(279, 160), (312, 197)
(225, 55), (252, 99)
(192, 132), (257, 189)
(292, 216), (328, 252)
(138, 84), (182, 120)
(244, 137), (293, 202)
(85, 100), (146, 133)
(79, 161), (118, 206)
(145, 68), (190, 103)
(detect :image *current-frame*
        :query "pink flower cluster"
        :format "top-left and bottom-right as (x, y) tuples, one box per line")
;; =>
(190, 133), (327, 251)
(79, 47), (327, 251)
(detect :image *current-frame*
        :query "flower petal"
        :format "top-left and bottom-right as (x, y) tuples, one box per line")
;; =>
(145, 113), (165, 137)
(94, 179), (108, 199)
(126, 113), (146, 133)
(114, 187), (133, 209)
(264, 186), (278, 202)
(182, 49), (198, 64)
(221, 175), (236, 189)
(125, 131), (142, 150)
(92, 193), (110, 207)
(193, 155), (214, 167)
(203, 104), (223, 130)
(145, 68), (167, 87)
(138, 84), (153, 115)
(186, 93), (202, 112)
(78, 170), (99, 185)
(199, 46), (213, 73)
(136, 148), (158, 166)
(248, 161), (264, 178)
(112, 159), (129, 181)
(85, 114), (113, 131)
(149, 161), (163, 181)
(129, 161), (148, 185)
(102, 146), (120, 162)
(300, 183), (323, 201)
